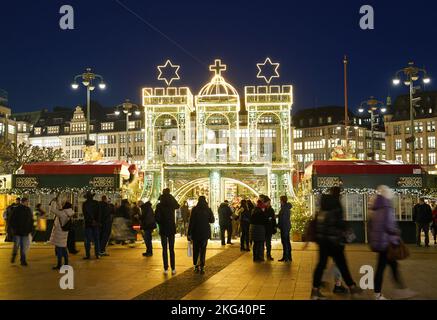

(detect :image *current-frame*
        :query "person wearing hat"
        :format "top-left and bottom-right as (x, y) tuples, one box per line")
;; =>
(82, 191), (101, 259)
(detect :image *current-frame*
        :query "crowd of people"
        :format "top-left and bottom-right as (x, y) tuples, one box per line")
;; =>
(3, 184), (434, 300)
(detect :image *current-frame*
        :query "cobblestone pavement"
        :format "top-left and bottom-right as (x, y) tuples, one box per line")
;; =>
(1, 238), (437, 300)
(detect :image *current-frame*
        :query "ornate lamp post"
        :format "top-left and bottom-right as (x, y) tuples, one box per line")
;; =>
(71, 68), (106, 146)
(392, 62), (430, 163)
(115, 100), (141, 162)
(358, 97), (387, 160)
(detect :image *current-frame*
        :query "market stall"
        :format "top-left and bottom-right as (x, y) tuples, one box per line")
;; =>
(304, 160), (426, 244)
(11, 160), (135, 241)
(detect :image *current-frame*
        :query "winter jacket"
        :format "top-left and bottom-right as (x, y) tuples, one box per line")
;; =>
(99, 201), (113, 224)
(315, 194), (347, 246)
(9, 204), (33, 236)
(155, 193), (180, 236)
(278, 202), (292, 232)
(49, 205), (75, 248)
(368, 195), (401, 252)
(413, 203), (433, 225)
(116, 205), (131, 220)
(131, 206), (142, 225)
(218, 203), (233, 227)
(250, 207), (268, 242)
(188, 204), (215, 241)
(239, 208), (251, 227)
(265, 207), (277, 236)
(140, 203), (156, 230)
(82, 199), (101, 228)
(181, 205), (190, 223)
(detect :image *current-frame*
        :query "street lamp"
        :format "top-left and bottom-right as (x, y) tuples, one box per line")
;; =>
(358, 96), (386, 160)
(392, 62), (430, 163)
(115, 99), (142, 162)
(71, 68), (106, 146)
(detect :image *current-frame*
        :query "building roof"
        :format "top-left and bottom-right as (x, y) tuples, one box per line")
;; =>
(387, 90), (437, 122)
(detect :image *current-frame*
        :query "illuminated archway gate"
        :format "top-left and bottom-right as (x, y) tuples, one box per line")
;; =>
(164, 164), (268, 213)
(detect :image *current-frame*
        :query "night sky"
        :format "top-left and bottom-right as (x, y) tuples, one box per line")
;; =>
(1, 0), (437, 113)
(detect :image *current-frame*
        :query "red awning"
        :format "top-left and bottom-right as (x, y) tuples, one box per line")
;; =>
(306, 160), (423, 176)
(22, 161), (131, 176)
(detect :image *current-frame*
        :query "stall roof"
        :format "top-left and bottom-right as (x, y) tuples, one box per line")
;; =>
(21, 160), (131, 176)
(305, 160), (423, 177)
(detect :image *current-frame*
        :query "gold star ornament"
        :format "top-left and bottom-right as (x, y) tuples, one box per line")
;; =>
(157, 60), (180, 86)
(256, 57), (280, 84)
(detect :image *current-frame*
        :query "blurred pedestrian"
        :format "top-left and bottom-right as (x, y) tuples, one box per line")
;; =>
(238, 200), (251, 252)
(9, 198), (33, 266)
(369, 185), (417, 300)
(130, 201), (142, 244)
(33, 203), (47, 242)
(113, 199), (135, 245)
(82, 191), (101, 260)
(155, 188), (180, 275)
(413, 198), (433, 247)
(278, 195), (292, 262)
(311, 187), (362, 300)
(49, 201), (74, 270)
(188, 196), (215, 274)
(180, 202), (190, 236)
(99, 195), (113, 256)
(140, 201), (156, 257)
(218, 200), (233, 245)
(432, 203), (437, 245)
(250, 199), (268, 262)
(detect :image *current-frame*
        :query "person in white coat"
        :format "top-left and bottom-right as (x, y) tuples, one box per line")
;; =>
(50, 201), (75, 270)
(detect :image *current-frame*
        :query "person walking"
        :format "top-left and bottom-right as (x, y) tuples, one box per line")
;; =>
(311, 187), (362, 300)
(99, 195), (113, 256)
(368, 185), (417, 300)
(278, 195), (292, 262)
(187, 196), (215, 274)
(250, 199), (269, 262)
(180, 202), (190, 236)
(4, 198), (20, 242)
(239, 200), (251, 252)
(49, 201), (75, 270)
(155, 188), (180, 275)
(218, 200), (233, 245)
(140, 201), (156, 257)
(82, 191), (101, 260)
(432, 203), (437, 245)
(9, 198), (33, 266)
(412, 198), (433, 247)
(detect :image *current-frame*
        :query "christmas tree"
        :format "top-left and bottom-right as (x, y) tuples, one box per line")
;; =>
(291, 184), (312, 240)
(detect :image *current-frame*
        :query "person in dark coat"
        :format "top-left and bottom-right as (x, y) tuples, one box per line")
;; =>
(82, 191), (101, 260)
(412, 198), (433, 247)
(140, 201), (156, 257)
(188, 196), (215, 274)
(9, 198), (33, 266)
(311, 187), (362, 300)
(250, 199), (269, 262)
(99, 195), (113, 256)
(180, 202), (190, 236)
(155, 188), (180, 275)
(239, 200), (251, 252)
(67, 206), (79, 255)
(218, 200), (233, 245)
(278, 195), (292, 262)
(262, 196), (277, 261)
(4, 198), (20, 242)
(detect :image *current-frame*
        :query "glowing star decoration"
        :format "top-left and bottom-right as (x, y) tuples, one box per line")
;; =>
(256, 57), (280, 84)
(157, 60), (180, 86)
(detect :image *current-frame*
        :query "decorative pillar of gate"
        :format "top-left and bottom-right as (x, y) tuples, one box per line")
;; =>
(209, 169), (221, 215)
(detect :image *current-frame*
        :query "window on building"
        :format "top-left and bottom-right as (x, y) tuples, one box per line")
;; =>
(394, 125), (401, 135)
(34, 127), (41, 135)
(428, 136), (436, 149)
(98, 135), (108, 145)
(128, 121), (136, 129)
(72, 123), (86, 132)
(8, 125), (16, 135)
(381, 142), (386, 151)
(415, 137), (424, 149)
(294, 142), (303, 151)
(415, 122), (424, 133)
(108, 135), (117, 144)
(429, 153), (436, 165)
(47, 126), (59, 134)
(327, 117), (332, 124)
(428, 121), (436, 132)
(293, 129), (302, 139)
(64, 126), (70, 133)
(101, 122), (114, 131)
(395, 139), (402, 151)
(66, 138), (70, 147)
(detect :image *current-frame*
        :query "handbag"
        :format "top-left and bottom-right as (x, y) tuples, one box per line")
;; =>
(387, 240), (410, 261)
(187, 241), (193, 257)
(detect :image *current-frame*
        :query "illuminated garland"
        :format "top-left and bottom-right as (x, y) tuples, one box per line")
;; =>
(2, 187), (120, 196)
(312, 188), (424, 196)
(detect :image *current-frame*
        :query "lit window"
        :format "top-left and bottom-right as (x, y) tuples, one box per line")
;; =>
(34, 127), (41, 135)
(395, 139), (402, 151)
(101, 122), (114, 131)
(128, 121), (136, 129)
(98, 135), (108, 145)
(327, 117), (332, 124)
(293, 130), (302, 139)
(8, 125), (16, 135)
(47, 126), (59, 134)
(429, 153), (436, 165)
(428, 136), (436, 149)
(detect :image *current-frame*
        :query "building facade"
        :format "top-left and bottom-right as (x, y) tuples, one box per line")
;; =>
(292, 106), (386, 172)
(0, 90), (18, 145)
(384, 91), (437, 172)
